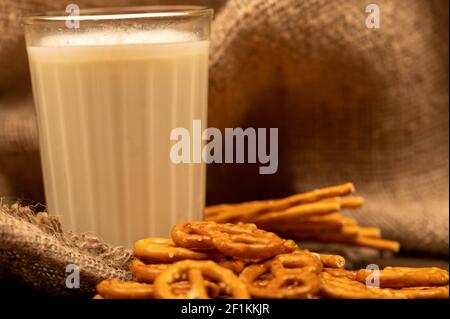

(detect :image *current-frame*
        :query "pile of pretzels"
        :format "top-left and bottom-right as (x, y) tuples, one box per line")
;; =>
(94, 221), (449, 299)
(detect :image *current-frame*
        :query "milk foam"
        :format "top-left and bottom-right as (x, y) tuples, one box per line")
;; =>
(38, 29), (198, 47)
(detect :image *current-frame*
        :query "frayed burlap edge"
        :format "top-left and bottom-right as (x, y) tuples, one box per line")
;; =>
(0, 202), (133, 296)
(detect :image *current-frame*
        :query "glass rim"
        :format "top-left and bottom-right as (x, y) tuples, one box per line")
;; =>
(23, 5), (213, 25)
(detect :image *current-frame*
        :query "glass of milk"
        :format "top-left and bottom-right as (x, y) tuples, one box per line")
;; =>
(23, 6), (212, 247)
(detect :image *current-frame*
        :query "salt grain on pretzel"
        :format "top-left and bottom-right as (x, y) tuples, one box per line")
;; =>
(171, 221), (215, 250)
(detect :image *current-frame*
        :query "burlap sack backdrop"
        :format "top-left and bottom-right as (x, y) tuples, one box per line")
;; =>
(0, 0), (448, 296)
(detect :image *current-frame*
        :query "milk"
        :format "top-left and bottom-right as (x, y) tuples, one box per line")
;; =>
(27, 31), (208, 247)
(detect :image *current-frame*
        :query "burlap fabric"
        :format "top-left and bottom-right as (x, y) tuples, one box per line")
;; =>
(0, 203), (132, 296)
(0, 0), (448, 296)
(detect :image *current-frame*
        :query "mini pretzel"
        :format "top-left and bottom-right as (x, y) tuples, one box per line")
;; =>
(133, 238), (224, 263)
(172, 221), (215, 250)
(271, 251), (323, 277)
(130, 259), (169, 283)
(191, 221), (284, 260)
(356, 267), (449, 288)
(265, 272), (321, 299)
(96, 279), (155, 299)
(154, 260), (250, 299)
(239, 261), (320, 299)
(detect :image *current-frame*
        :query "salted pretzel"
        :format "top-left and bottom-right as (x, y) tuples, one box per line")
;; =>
(356, 266), (449, 288)
(172, 221), (215, 250)
(154, 260), (250, 299)
(130, 259), (169, 283)
(185, 221), (285, 260)
(270, 251), (323, 277)
(96, 279), (155, 299)
(133, 238), (224, 263)
(239, 261), (320, 298)
(320, 272), (449, 299)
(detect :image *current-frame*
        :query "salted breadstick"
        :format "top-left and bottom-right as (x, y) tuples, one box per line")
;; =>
(251, 201), (340, 224)
(276, 183), (355, 207)
(206, 207), (255, 223)
(204, 204), (232, 216)
(283, 230), (399, 252)
(341, 217), (358, 226)
(356, 267), (449, 288)
(275, 228), (358, 241)
(266, 221), (343, 233)
(309, 234), (399, 252)
(352, 236), (400, 252)
(342, 226), (381, 238)
(321, 196), (364, 209)
(313, 253), (346, 269)
(256, 212), (345, 228)
(389, 286), (449, 299)
(320, 272), (448, 299)
(205, 183), (355, 220)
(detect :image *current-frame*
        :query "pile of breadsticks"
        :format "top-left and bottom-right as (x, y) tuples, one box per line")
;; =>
(94, 221), (448, 299)
(205, 183), (400, 252)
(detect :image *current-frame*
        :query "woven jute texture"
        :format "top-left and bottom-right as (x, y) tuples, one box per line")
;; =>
(0, 203), (132, 296)
(0, 0), (448, 296)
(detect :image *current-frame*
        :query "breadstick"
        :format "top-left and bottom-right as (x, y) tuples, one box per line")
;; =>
(255, 212), (345, 228)
(277, 183), (355, 207)
(341, 217), (358, 226)
(320, 272), (448, 299)
(321, 196), (364, 209)
(350, 236), (400, 252)
(282, 231), (399, 252)
(251, 201), (340, 224)
(356, 267), (449, 288)
(205, 183), (355, 220)
(264, 221), (343, 233)
(313, 253), (346, 269)
(204, 204), (232, 216)
(341, 226), (381, 238)
(389, 286), (449, 299)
